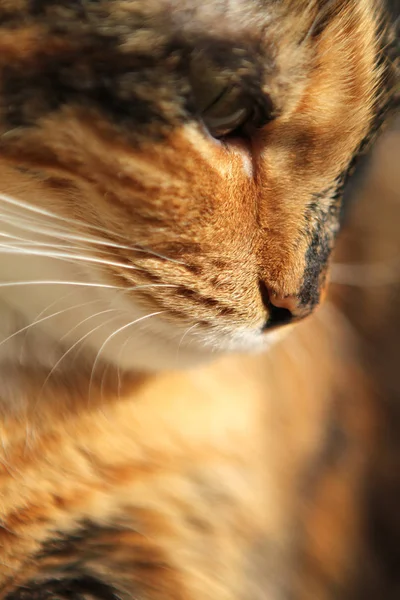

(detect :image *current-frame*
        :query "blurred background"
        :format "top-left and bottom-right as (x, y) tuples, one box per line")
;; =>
(334, 115), (400, 599)
(307, 114), (400, 599)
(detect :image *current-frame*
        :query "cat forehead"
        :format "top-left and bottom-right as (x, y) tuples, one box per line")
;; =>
(0, 0), (346, 48)
(0, 0), (381, 52)
(0, 0), (353, 137)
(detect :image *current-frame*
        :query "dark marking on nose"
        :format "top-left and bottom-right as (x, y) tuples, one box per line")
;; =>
(298, 213), (336, 309)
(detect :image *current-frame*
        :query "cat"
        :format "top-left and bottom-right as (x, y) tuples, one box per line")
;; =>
(0, 0), (398, 598)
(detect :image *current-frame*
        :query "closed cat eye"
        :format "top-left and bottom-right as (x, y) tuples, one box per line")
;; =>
(190, 56), (273, 138)
(197, 85), (253, 138)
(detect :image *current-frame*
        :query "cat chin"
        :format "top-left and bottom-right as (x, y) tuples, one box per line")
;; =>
(0, 287), (285, 380)
(109, 321), (290, 372)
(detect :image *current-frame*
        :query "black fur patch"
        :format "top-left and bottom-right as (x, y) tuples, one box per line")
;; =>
(298, 235), (330, 309)
(0, 2), (274, 141)
(6, 575), (118, 600)
(6, 520), (184, 600)
(298, 198), (339, 309)
(0, 29), (186, 134)
(29, 0), (100, 14)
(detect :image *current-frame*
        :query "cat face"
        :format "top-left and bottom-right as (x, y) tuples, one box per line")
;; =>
(0, 0), (388, 372)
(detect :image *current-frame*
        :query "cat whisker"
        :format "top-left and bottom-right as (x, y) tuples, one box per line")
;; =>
(0, 235), (146, 277)
(18, 290), (95, 363)
(176, 323), (198, 363)
(0, 233), (87, 252)
(0, 210), (136, 252)
(0, 222), (187, 266)
(123, 283), (179, 291)
(31, 291), (78, 319)
(0, 194), (187, 265)
(0, 192), (134, 244)
(0, 233), (182, 285)
(0, 298), (105, 351)
(0, 281), (175, 363)
(38, 311), (125, 401)
(0, 194), (186, 265)
(88, 310), (165, 402)
(130, 245), (187, 266)
(61, 308), (125, 346)
(0, 243), (140, 271)
(0, 280), (123, 290)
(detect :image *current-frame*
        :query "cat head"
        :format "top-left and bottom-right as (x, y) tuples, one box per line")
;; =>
(0, 0), (395, 374)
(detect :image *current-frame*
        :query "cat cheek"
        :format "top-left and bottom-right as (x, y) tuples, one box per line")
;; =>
(226, 139), (254, 179)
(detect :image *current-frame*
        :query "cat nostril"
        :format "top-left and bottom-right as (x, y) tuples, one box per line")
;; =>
(258, 281), (294, 330)
(264, 304), (293, 330)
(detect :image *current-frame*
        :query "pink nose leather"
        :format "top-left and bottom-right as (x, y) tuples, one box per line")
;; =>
(269, 293), (299, 314)
(269, 292), (312, 321)
(259, 282), (313, 329)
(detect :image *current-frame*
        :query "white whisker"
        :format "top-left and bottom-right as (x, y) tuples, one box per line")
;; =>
(123, 283), (179, 291)
(0, 193), (187, 266)
(0, 280), (177, 354)
(0, 194), (186, 264)
(0, 226), (186, 266)
(0, 233), (86, 251)
(58, 308), (123, 345)
(38, 311), (123, 398)
(0, 210), (135, 251)
(114, 304), (170, 399)
(0, 244), (140, 271)
(0, 280), (122, 290)
(130, 246), (187, 265)
(0, 298), (104, 350)
(17, 291), (80, 363)
(28, 290), (78, 323)
(88, 310), (165, 400)
(0, 192), (131, 243)
(176, 323), (198, 362)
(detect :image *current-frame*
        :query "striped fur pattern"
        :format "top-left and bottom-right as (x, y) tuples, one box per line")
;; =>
(0, 0), (398, 599)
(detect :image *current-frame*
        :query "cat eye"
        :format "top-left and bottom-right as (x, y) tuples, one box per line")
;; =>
(190, 55), (274, 139)
(196, 84), (253, 138)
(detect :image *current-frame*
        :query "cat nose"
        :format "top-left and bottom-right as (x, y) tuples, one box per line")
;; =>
(259, 282), (312, 330)
(269, 293), (299, 315)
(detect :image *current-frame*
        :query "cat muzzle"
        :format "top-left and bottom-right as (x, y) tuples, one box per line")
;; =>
(261, 285), (315, 331)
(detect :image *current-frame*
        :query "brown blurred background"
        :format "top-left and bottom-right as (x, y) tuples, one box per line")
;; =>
(330, 116), (400, 598)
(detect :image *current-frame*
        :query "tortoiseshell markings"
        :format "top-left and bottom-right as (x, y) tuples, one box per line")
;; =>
(298, 226), (332, 310)
(176, 286), (242, 316)
(6, 519), (188, 600)
(130, 268), (163, 284)
(182, 262), (204, 276)
(128, 282), (240, 322)
(6, 575), (118, 600)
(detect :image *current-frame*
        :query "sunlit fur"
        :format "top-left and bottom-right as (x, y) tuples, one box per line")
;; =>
(0, 0), (388, 382)
(0, 0), (398, 598)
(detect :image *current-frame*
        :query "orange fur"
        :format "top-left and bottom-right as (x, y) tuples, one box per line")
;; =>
(0, 1), (397, 598)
